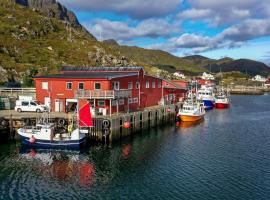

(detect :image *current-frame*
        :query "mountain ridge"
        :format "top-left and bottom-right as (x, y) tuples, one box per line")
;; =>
(0, 0), (269, 85)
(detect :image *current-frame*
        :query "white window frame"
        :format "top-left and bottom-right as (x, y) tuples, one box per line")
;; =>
(136, 82), (140, 89)
(94, 82), (101, 90)
(113, 81), (120, 90)
(97, 100), (105, 107)
(146, 81), (150, 88)
(128, 98), (133, 104)
(152, 82), (156, 88)
(128, 82), (133, 90)
(66, 82), (72, 90)
(158, 81), (161, 88)
(78, 82), (84, 90)
(133, 98), (138, 103)
(42, 82), (48, 90)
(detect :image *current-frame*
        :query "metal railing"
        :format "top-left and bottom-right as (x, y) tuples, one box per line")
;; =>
(0, 88), (36, 95)
(76, 89), (132, 99)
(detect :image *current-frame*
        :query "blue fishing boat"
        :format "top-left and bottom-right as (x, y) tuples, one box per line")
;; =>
(197, 86), (215, 110)
(17, 100), (93, 150)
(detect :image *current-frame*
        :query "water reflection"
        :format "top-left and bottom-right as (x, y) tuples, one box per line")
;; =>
(19, 148), (95, 189)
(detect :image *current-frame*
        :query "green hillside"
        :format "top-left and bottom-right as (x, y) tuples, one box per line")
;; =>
(0, 0), (269, 86)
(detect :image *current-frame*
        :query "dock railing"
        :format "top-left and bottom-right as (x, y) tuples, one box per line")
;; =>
(0, 88), (36, 95)
(76, 89), (132, 99)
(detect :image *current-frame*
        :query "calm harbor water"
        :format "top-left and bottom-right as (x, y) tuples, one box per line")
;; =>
(1, 95), (270, 200)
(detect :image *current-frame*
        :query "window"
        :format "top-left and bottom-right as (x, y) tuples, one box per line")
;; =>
(133, 98), (138, 103)
(119, 99), (124, 105)
(112, 100), (117, 106)
(136, 82), (140, 89)
(66, 82), (72, 90)
(128, 98), (133, 104)
(42, 82), (48, 90)
(97, 100), (105, 107)
(113, 82), (120, 90)
(152, 82), (156, 88)
(146, 81), (150, 88)
(158, 82), (161, 88)
(128, 82), (133, 89)
(78, 82), (84, 90)
(22, 101), (29, 106)
(30, 102), (37, 106)
(95, 82), (101, 90)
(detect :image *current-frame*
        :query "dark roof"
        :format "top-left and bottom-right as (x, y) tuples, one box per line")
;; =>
(34, 72), (138, 79)
(61, 66), (144, 72)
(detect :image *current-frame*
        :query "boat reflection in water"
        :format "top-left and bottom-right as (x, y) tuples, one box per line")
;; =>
(19, 147), (95, 188)
(176, 118), (204, 128)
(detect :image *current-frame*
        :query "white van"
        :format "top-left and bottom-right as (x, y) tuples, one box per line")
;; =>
(15, 100), (48, 113)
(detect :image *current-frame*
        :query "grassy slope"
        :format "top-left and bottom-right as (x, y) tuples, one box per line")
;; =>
(0, 1), (121, 75)
(105, 44), (205, 73)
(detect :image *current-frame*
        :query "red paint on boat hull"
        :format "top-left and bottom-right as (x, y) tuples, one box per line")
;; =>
(215, 103), (229, 109)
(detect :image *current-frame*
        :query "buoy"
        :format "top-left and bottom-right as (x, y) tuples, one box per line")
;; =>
(29, 135), (36, 144)
(29, 149), (37, 157)
(123, 121), (131, 129)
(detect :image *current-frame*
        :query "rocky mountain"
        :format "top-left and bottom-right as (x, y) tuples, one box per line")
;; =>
(0, 0), (269, 86)
(14, 0), (81, 29)
(0, 0), (137, 85)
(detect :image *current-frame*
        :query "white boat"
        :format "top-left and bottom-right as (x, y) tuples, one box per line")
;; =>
(18, 100), (93, 150)
(215, 90), (230, 109)
(197, 86), (216, 110)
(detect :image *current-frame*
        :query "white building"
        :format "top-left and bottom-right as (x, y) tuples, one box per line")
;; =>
(201, 72), (215, 80)
(251, 75), (266, 82)
(173, 71), (185, 79)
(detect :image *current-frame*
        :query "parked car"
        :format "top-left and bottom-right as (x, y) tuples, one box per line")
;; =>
(15, 100), (48, 113)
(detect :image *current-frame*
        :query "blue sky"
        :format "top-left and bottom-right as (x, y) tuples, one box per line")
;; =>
(58, 0), (270, 65)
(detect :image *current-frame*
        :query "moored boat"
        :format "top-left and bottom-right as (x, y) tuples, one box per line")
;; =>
(178, 101), (205, 122)
(197, 86), (215, 110)
(17, 100), (93, 150)
(215, 91), (230, 109)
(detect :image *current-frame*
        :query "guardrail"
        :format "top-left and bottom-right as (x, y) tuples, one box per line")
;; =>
(76, 89), (132, 99)
(0, 88), (36, 95)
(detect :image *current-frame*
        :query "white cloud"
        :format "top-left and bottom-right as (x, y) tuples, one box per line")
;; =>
(220, 19), (270, 41)
(58, 0), (182, 19)
(178, 8), (212, 19)
(83, 18), (181, 41)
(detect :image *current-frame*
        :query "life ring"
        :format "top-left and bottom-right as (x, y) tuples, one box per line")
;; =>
(1, 119), (8, 126)
(58, 118), (66, 126)
(102, 120), (110, 128)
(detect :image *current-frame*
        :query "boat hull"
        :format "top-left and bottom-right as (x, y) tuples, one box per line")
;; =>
(215, 103), (229, 109)
(20, 135), (86, 150)
(203, 100), (215, 110)
(180, 114), (204, 122)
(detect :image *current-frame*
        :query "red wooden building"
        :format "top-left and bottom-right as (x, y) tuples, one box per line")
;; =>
(34, 67), (187, 115)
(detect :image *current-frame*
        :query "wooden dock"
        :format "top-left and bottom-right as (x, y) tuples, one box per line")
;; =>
(0, 103), (181, 144)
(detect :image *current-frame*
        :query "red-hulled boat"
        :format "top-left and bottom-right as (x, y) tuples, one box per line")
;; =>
(215, 91), (230, 109)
